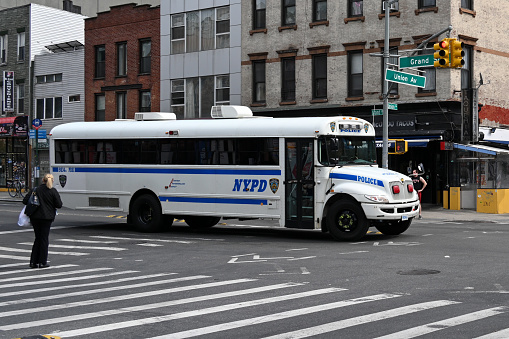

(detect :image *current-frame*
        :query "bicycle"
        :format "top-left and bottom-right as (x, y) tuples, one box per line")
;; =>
(8, 180), (28, 198)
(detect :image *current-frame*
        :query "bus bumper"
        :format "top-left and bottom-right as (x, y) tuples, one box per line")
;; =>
(361, 201), (420, 220)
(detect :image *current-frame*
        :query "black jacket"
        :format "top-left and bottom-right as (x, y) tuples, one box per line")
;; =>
(23, 184), (63, 221)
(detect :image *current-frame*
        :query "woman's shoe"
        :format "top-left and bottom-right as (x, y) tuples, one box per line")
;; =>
(39, 263), (50, 268)
(29, 263), (38, 269)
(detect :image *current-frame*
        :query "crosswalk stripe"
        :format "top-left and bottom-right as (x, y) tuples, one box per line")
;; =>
(373, 306), (507, 339)
(5, 282), (304, 331)
(0, 272), (170, 298)
(0, 267), (113, 283)
(262, 300), (458, 339)
(0, 245), (88, 256)
(475, 328), (509, 338)
(0, 264), (79, 276)
(0, 253), (32, 261)
(0, 278), (255, 319)
(0, 274), (210, 307)
(17, 242), (127, 251)
(56, 238), (119, 244)
(91, 235), (194, 244)
(52, 291), (391, 338)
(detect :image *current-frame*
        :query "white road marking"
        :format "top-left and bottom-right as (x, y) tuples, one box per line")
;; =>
(55, 238), (119, 244)
(475, 328), (509, 339)
(17, 242), (127, 251)
(91, 235), (194, 244)
(338, 251), (369, 255)
(0, 267), (112, 283)
(0, 253), (32, 261)
(0, 264), (78, 276)
(0, 245), (88, 256)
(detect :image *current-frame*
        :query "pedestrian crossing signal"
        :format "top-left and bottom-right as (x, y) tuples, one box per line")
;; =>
(389, 139), (407, 154)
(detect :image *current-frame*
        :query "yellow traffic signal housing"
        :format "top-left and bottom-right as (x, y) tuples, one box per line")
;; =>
(434, 39), (450, 68)
(450, 39), (465, 68)
(389, 139), (408, 154)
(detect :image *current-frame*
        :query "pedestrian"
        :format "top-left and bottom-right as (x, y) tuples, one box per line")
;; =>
(411, 168), (427, 219)
(23, 173), (62, 269)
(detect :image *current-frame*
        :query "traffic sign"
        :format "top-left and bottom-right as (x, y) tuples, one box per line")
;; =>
(399, 55), (434, 69)
(388, 103), (398, 110)
(385, 69), (426, 88)
(32, 118), (42, 130)
(30, 129), (46, 139)
(371, 109), (383, 116)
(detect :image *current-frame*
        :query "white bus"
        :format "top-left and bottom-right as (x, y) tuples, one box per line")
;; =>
(49, 106), (419, 241)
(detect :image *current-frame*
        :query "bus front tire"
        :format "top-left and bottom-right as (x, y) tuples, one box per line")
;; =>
(185, 216), (221, 229)
(375, 219), (412, 235)
(326, 200), (369, 241)
(130, 194), (164, 232)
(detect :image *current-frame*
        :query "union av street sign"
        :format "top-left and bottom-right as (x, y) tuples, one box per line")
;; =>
(385, 69), (426, 88)
(399, 54), (435, 69)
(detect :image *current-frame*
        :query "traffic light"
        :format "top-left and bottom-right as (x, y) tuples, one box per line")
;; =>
(389, 139), (407, 154)
(434, 39), (450, 68)
(450, 39), (465, 68)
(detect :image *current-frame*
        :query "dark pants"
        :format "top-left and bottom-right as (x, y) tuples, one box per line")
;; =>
(31, 219), (52, 265)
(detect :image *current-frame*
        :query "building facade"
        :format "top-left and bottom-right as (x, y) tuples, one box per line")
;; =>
(160, 0), (242, 119)
(84, 3), (160, 122)
(241, 1), (509, 209)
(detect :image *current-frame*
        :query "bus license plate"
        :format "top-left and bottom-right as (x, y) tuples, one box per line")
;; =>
(402, 215), (409, 221)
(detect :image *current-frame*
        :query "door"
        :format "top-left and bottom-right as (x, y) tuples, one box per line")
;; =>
(285, 139), (315, 229)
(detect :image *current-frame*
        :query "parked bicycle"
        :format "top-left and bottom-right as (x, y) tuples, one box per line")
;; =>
(8, 180), (28, 198)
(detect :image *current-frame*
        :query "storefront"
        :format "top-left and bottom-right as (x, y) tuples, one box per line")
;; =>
(0, 116), (29, 188)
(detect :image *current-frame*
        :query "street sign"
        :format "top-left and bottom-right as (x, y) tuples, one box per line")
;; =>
(399, 54), (434, 69)
(388, 103), (398, 110)
(371, 109), (383, 116)
(32, 118), (42, 130)
(385, 69), (426, 88)
(30, 129), (46, 139)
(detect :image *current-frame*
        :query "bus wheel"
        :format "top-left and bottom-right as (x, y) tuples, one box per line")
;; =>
(185, 216), (221, 229)
(327, 200), (369, 241)
(375, 219), (412, 235)
(131, 194), (164, 232)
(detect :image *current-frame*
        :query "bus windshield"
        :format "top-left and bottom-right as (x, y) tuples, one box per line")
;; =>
(318, 136), (377, 166)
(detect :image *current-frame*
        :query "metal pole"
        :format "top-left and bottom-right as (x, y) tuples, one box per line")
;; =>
(382, 1), (392, 169)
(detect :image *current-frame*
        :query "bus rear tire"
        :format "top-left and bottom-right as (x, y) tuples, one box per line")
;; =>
(185, 216), (221, 229)
(130, 194), (164, 232)
(375, 219), (412, 235)
(326, 200), (369, 241)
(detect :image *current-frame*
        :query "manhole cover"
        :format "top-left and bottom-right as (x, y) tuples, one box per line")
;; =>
(397, 269), (440, 275)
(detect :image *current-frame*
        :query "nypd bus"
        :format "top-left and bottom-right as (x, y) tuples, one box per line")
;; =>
(49, 106), (419, 241)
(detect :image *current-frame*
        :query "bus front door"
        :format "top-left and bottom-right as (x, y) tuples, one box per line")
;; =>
(285, 139), (314, 229)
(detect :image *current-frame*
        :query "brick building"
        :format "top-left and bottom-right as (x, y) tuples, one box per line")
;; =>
(85, 3), (160, 121)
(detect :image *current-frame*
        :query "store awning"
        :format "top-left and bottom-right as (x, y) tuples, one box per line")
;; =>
(453, 143), (509, 155)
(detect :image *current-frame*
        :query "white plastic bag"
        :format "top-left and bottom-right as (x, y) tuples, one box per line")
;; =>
(18, 206), (30, 227)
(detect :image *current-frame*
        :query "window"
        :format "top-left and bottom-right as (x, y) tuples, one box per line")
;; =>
(139, 39), (151, 74)
(171, 14), (185, 54)
(95, 45), (105, 78)
(216, 75), (230, 105)
(282, 0), (296, 26)
(461, 45), (472, 90)
(281, 57), (296, 101)
(253, 0), (266, 29)
(117, 42), (127, 76)
(36, 73), (63, 84)
(95, 94), (105, 121)
(171, 79), (185, 119)
(17, 83), (24, 114)
(0, 33), (7, 64)
(349, 0), (363, 17)
(186, 11), (200, 53)
(216, 7), (230, 49)
(139, 90), (151, 112)
(348, 51), (363, 97)
(201, 8), (215, 51)
(36, 97), (62, 119)
(382, 47), (398, 96)
(253, 60), (266, 103)
(69, 95), (80, 102)
(418, 44), (436, 93)
(418, 0), (436, 8)
(312, 54), (327, 99)
(313, 0), (327, 22)
(116, 92), (126, 119)
(461, 0), (473, 10)
(17, 31), (25, 62)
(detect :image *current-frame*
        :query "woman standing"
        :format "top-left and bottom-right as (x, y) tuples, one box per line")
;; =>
(23, 173), (63, 268)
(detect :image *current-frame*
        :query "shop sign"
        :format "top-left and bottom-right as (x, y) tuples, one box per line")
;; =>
(2, 71), (14, 112)
(0, 115), (28, 136)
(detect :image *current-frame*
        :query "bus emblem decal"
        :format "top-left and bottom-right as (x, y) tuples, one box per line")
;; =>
(269, 178), (279, 194)
(59, 175), (67, 188)
(330, 122), (336, 132)
(364, 123), (369, 133)
(232, 179), (268, 192)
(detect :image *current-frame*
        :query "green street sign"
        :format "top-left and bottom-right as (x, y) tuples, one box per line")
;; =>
(388, 103), (398, 110)
(372, 109), (383, 116)
(399, 54), (435, 69)
(385, 69), (426, 88)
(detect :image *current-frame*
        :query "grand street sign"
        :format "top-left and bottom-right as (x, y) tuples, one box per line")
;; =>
(399, 54), (434, 69)
(385, 69), (426, 88)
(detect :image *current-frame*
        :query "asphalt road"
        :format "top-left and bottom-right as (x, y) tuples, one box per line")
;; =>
(0, 201), (508, 339)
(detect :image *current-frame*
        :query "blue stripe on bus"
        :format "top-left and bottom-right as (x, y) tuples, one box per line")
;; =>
(53, 167), (281, 176)
(160, 196), (268, 205)
(329, 173), (385, 187)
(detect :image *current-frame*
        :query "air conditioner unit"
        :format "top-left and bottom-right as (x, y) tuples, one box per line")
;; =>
(382, 1), (399, 11)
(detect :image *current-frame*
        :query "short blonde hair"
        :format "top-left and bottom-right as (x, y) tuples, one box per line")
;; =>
(43, 174), (54, 189)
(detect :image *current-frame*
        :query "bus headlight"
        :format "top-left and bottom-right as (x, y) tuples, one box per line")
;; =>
(364, 195), (389, 203)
